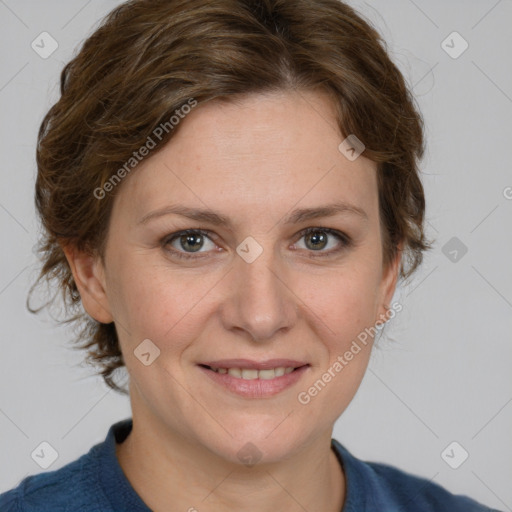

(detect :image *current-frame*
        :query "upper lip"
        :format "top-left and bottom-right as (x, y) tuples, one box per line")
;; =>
(200, 359), (309, 370)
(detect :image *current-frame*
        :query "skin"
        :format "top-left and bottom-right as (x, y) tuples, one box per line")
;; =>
(63, 89), (401, 512)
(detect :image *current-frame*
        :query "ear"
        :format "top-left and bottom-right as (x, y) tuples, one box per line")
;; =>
(61, 243), (114, 324)
(375, 243), (402, 325)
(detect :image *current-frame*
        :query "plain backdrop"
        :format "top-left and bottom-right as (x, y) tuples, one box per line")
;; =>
(1, 0), (511, 509)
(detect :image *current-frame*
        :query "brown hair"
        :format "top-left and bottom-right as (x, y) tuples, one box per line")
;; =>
(30, 0), (431, 394)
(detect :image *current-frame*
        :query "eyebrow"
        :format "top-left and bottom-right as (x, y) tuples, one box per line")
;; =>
(138, 201), (368, 227)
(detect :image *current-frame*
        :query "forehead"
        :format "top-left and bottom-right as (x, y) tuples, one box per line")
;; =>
(114, 90), (379, 227)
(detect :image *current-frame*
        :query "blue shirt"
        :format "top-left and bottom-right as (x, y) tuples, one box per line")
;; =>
(0, 418), (500, 511)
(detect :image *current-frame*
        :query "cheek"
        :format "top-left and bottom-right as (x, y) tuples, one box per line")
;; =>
(294, 276), (379, 420)
(293, 259), (382, 394)
(299, 261), (383, 338)
(318, 290), (377, 375)
(107, 258), (221, 348)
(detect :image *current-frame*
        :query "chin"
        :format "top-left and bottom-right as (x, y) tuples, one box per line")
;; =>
(202, 420), (310, 467)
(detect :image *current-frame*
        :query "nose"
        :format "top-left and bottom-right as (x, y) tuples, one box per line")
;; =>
(219, 244), (298, 343)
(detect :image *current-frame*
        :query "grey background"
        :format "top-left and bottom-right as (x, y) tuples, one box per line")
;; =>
(1, 0), (511, 509)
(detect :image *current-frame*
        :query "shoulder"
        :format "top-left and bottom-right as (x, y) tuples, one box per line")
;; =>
(0, 445), (105, 512)
(332, 439), (501, 512)
(364, 460), (496, 511)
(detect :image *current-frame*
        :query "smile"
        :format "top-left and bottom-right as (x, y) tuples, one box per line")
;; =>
(198, 361), (310, 398)
(207, 366), (296, 379)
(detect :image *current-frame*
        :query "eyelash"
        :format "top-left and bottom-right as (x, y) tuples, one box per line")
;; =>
(161, 227), (353, 261)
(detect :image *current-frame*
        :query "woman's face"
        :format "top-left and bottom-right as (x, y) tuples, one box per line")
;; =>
(81, 90), (400, 464)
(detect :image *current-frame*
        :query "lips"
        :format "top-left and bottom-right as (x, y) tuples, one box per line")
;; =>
(199, 359), (309, 380)
(199, 359), (308, 370)
(197, 359), (310, 398)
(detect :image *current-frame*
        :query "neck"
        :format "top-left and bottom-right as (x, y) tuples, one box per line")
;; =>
(116, 415), (345, 512)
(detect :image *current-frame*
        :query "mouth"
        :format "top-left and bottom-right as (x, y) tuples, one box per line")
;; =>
(199, 365), (303, 380)
(197, 359), (310, 398)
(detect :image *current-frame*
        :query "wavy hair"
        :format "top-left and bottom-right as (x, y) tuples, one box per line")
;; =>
(29, 0), (431, 394)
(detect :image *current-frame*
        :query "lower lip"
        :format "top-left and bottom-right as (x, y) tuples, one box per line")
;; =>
(198, 365), (309, 398)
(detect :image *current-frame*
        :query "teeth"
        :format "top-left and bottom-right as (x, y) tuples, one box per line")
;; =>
(274, 367), (285, 377)
(227, 368), (242, 378)
(241, 369), (258, 380)
(258, 369), (276, 380)
(213, 366), (297, 379)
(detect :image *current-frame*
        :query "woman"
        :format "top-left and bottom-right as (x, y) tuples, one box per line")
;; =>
(0, 0), (501, 510)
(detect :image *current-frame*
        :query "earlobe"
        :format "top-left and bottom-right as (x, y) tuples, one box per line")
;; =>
(61, 243), (114, 324)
